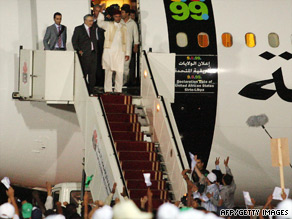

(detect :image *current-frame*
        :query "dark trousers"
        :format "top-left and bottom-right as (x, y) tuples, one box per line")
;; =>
(80, 51), (97, 94)
(96, 43), (104, 87)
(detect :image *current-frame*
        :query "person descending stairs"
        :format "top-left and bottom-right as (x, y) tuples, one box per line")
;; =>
(100, 94), (169, 209)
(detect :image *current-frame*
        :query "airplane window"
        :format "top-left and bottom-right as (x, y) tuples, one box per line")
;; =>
(198, 32), (209, 48)
(222, 33), (233, 47)
(268, 33), (280, 48)
(245, 33), (256, 48)
(176, 32), (188, 47)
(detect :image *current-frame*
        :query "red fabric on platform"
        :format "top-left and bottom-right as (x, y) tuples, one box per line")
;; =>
(101, 94), (168, 207)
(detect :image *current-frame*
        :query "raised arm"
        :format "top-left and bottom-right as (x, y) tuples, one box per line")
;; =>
(194, 155), (202, 179)
(104, 182), (116, 206)
(147, 188), (153, 213)
(97, 5), (109, 31)
(45, 182), (53, 210)
(6, 187), (19, 216)
(224, 156), (232, 175)
(215, 157), (221, 171)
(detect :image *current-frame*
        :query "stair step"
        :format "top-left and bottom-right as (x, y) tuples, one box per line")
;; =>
(118, 151), (157, 161)
(104, 104), (135, 114)
(131, 97), (142, 106)
(101, 95), (132, 105)
(113, 131), (144, 141)
(121, 160), (160, 171)
(115, 141), (154, 152)
(126, 179), (165, 190)
(110, 123), (140, 132)
(107, 114), (138, 123)
(124, 170), (162, 180)
(129, 189), (168, 199)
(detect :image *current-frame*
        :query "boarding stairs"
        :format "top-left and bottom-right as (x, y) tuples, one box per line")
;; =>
(14, 48), (188, 208)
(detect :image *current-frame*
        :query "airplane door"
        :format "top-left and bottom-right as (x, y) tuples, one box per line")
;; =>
(19, 49), (33, 99)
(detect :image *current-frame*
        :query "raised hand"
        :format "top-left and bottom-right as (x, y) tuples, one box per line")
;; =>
(120, 186), (127, 197)
(266, 194), (273, 204)
(181, 169), (191, 176)
(224, 156), (230, 166)
(111, 182), (117, 194)
(281, 191), (287, 200)
(100, 3), (106, 11)
(140, 196), (148, 205)
(215, 157), (220, 166)
(6, 187), (14, 199)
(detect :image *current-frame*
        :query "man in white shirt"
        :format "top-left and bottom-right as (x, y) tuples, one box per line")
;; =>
(98, 5), (131, 94)
(121, 4), (139, 86)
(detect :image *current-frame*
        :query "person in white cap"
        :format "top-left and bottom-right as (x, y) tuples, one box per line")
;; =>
(276, 198), (292, 219)
(157, 203), (179, 219)
(92, 205), (113, 219)
(112, 200), (152, 219)
(0, 203), (16, 219)
(45, 215), (66, 219)
(176, 208), (205, 219)
(201, 172), (220, 212)
(0, 187), (19, 219)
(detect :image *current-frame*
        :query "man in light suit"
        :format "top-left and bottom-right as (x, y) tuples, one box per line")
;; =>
(43, 12), (67, 50)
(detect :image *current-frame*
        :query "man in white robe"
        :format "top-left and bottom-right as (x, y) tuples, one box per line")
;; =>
(121, 4), (139, 85)
(97, 5), (131, 94)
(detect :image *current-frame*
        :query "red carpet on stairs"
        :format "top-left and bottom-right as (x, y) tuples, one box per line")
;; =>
(100, 94), (168, 209)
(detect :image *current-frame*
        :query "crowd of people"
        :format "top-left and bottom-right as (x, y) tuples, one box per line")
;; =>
(43, 3), (139, 96)
(1, 156), (291, 219)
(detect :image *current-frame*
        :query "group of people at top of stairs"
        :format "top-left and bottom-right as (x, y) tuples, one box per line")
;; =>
(1, 156), (291, 219)
(43, 3), (139, 96)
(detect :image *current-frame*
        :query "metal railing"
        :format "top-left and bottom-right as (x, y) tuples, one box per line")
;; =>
(143, 50), (186, 171)
(98, 96), (129, 198)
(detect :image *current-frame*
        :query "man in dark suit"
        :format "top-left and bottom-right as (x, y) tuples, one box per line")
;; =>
(72, 14), (98, 95)
(93, 4), (105, 88)
(43, 12), (67, 50)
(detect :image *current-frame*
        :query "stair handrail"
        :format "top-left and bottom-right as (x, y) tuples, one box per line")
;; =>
(142, 50), (186, 171)
(98, 96), (130, 198)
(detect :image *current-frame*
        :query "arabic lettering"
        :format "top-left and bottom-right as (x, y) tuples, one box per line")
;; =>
(239, 68), (292, 102)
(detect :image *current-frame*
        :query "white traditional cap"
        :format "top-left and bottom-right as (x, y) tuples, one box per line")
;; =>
(207, 172), (217, 183)
(45, 214), (66, 219)
(92, 205), (113, 219)
(177, 208), (205, 219)
(113, 200), (152, 219)
(276, 199), (292, 219)
(157, 203), (179, 219)
(0, 203), (15, 219)
(204, 212), (221, 219)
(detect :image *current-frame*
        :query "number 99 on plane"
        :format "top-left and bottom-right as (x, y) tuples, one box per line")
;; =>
(170, 1), (209, 21)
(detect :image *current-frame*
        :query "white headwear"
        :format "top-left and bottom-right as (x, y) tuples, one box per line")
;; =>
(157, 203), (179, 219)
(113, 200), (152, 219)
(276, 199), (292, 219)
(207, 172), (217, 183)
(204, 212), (221, 219)
(45, 214), (66, 219)
(177, 208), (205, 219)
(0, 203), (15, 219)
(92, 206), (113, 219)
